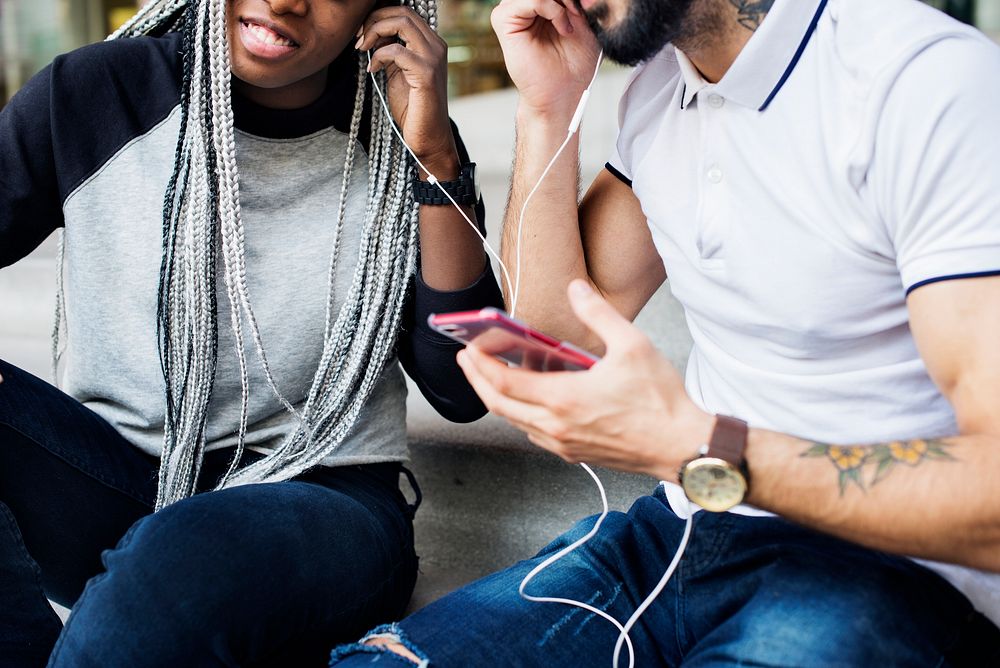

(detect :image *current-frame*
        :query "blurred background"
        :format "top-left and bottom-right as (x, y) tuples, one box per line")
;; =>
(2, 0), (1000, 105)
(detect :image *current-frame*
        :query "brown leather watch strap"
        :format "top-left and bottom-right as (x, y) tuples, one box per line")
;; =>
(707, 415), (749, 467)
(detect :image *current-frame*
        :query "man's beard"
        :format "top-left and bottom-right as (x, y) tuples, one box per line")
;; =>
(583, 0), (698, 66)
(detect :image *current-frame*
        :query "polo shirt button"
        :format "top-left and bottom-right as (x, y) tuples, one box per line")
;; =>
(707, 165), (724, 184)
(708, 94), (725, 108)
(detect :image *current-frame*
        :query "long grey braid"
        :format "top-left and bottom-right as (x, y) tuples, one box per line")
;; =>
(64, 0), (437, 509)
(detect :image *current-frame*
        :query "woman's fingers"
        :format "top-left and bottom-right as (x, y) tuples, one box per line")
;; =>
(366, 43), (416, 75)
(355, 6), (453, 161)
(358, 8), (441, 56)
(358, 9), (448, 82)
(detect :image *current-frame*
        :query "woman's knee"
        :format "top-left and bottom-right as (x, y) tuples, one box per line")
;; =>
(102, 483), (412, 616)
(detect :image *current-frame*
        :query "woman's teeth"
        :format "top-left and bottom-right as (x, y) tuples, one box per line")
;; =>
(244, 22), (296, 47)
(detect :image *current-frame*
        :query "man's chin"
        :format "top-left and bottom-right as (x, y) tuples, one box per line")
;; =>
(584, 0), (696, 66)
(584, 15), (662, 66)
(593, 33), (667, 67)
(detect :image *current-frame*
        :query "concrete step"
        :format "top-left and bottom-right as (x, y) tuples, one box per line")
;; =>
(0, 332), (51, 380)
(0, 255), (57, 340)
(405, 436), (656, 610)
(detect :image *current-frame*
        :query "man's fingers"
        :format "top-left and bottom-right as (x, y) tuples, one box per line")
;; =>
(457, 348), (553, 424)
(492, 0), (575, 36)
(527, 431), (577, 461)
(460, 345), (579, 408)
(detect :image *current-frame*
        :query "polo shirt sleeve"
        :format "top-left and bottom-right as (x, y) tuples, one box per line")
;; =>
(869, 35), (1000, 296)
(606, 67), (647, 187)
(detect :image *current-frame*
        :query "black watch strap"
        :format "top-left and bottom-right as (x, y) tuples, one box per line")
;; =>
(413, 162), (478, 206)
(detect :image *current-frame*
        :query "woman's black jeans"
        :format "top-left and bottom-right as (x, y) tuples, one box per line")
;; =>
(0, 359), (420, 667)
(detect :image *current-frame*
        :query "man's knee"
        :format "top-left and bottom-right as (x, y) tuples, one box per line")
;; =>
(330, 624), (429, 667)
(686, 555), (979, 666)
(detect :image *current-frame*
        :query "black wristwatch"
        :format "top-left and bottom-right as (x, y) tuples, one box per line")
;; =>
(412, 162), (480, 206)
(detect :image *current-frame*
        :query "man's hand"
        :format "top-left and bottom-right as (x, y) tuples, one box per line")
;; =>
(457, 280), (713, 479)
(359, 7), (458, 177)
(491, 0), (601, 115)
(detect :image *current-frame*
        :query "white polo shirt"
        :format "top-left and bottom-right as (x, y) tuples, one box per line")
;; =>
(608, 0), (1000, 626)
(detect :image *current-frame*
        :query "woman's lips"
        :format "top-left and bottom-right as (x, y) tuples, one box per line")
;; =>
(238, 19), (299, 59)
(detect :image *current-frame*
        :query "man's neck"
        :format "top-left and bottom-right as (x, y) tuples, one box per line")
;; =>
(678, 0), (775, 83)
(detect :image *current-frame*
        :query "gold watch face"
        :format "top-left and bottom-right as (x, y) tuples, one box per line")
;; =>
(681, 457), (747, 513)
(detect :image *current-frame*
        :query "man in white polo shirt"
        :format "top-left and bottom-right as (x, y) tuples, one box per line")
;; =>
(329, 0), (1000, 664)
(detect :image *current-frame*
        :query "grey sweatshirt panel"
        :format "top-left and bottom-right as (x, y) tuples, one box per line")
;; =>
(60, 105), (408, 464)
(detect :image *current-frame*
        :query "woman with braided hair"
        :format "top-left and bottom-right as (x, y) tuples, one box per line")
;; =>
(0, 0), (500, 662)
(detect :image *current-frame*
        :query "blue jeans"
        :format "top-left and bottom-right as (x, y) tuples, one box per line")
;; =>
(331, 485), (1000, 666)
(0, 359), (420, 667)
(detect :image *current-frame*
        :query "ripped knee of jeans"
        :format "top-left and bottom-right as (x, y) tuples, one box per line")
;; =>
(330, 623), (430, 667)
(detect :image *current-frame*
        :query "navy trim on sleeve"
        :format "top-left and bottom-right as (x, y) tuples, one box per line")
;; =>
(605, 162), (633, 188)
(905, 270), (1000, 296)
(758, 0), (828, 111)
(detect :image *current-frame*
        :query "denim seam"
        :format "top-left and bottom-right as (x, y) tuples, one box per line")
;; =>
(47, 573), (109, 662)
(46, 517), (147, 662)
(0, 419), (153, 504)
(674, 558), (688, 657)
(687, 512), (734, 576)
(333, 546), (415, 617)
(936, 609), (1000, 664)
(0, 503), (61, 625)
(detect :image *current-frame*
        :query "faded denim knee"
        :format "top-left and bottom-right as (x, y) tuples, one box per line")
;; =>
(330, 623), (430, 667)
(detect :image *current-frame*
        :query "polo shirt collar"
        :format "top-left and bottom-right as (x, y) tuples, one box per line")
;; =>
(676, 0), (827, 111)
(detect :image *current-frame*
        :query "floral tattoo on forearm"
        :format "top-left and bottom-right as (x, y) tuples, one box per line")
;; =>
(729, 0), (776, 32)
(801, 439), (956, 495)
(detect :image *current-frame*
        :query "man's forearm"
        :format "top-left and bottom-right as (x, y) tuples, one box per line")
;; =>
(740, 428), (1000, 571)
(500, 107), (592, 342)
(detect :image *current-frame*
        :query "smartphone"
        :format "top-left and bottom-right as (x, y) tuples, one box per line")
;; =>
(428, 308), (600, 372)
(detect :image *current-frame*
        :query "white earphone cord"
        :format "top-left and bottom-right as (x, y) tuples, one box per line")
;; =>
(367, 49), (692, 668)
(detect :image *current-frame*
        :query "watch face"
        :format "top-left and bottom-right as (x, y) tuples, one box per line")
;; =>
(470, 163), (481, 200)
(681, 457), (747, 513)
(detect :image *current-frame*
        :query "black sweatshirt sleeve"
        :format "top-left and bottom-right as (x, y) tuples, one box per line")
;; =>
(0, 65), (62, 268)
(397, 123), (504, 423)
(1, 35), (182, 269)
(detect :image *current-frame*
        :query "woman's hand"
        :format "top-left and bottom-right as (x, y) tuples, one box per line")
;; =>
(357, 7), (459, 177)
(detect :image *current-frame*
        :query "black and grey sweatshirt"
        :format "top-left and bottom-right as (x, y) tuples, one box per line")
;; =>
(0, 32), (503, 464)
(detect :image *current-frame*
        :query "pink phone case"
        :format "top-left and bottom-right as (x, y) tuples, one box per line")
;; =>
(428, 308), (599, 372)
